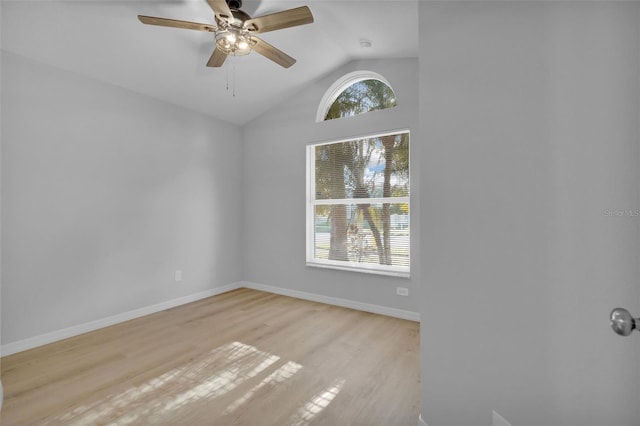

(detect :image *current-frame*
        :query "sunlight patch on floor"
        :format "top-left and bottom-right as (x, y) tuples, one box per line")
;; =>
(57, 341), (280, 425)
(159, 347), (279, 415)
(289, 378), (346, 426)
(223, 360), (303, 415)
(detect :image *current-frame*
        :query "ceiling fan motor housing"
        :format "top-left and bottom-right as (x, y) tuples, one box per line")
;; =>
(227, 0), (242, 11)
(218, 0), (250, 28)
(229, 9), (251, 25)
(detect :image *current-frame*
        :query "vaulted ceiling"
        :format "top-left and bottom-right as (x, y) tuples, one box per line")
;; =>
(1, 0), (418, 125)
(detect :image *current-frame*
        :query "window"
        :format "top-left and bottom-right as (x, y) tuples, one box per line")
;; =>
(316, 71), (397, 123)
(325, 79), (396, 120)
(306, 130), (410, 277)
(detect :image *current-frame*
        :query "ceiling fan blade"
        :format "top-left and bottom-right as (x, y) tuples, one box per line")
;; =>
(244, 6), (313, 34)
(207, 0), (232, 21)
(251, 37), (296, 68)
(207, 47), (228, 67)
(138, 15), (215, 32)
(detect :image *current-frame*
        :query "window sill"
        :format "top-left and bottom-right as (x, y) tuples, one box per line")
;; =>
(306, 260), (410, 279)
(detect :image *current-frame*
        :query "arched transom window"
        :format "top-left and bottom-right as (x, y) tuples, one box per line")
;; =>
(316, 71), (397, 122)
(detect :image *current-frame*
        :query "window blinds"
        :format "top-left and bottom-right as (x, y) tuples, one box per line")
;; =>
(307, 131), (410, 276)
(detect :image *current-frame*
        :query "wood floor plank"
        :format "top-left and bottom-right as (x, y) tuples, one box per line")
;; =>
(1, 289), (420, 425)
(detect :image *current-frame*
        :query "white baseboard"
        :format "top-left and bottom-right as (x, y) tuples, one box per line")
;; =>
(418, 413), (428, 426)
(2, 280), (419, 357)
(0, 282), (243, 357)
(242, 281), (420, 322)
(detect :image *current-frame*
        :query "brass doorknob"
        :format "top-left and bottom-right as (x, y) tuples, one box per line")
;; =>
(610, 308), (639, 337)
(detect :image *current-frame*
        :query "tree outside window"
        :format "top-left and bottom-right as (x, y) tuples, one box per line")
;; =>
(308, 78), (409, 276)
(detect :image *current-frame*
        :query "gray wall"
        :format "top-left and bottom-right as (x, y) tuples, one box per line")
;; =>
(419, 2), (640, 425)
(242, 58), (420, 313)
(1, 52), (243, 344)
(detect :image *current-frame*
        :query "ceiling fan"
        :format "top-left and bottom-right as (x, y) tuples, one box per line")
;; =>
(138, 0), (313, 69)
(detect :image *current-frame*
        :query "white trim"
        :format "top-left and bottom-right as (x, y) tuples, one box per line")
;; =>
(312, 197), (410, 206)
(316, 70), (396, 123)
(306, 260), (410, 279)
(0, 282), (243, 356)
(307, 128), (410, 149)
(306, 145), (316, 264)
(418, 413), (428, 426)
(306, 129), (411, 278)
(242, 281), (420, 322)
(1, 281), (419, 356)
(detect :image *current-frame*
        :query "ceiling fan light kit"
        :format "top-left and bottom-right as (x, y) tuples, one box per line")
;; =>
(215, 27), (253, 56)
(138, 0), (313, 68)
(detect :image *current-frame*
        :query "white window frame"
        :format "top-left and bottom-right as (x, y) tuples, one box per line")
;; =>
(306, 129), (410, 278)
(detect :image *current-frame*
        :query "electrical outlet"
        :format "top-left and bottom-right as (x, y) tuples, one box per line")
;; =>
(174, 270), (183, 282)
(396, 287), (409, 296)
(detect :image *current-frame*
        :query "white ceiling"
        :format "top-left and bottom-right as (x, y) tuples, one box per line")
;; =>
(1, 0), (418, 125)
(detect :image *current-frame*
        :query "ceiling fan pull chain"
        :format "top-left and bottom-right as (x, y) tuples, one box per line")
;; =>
(232, 57), (236, 97)
(226, 59), (230, 92)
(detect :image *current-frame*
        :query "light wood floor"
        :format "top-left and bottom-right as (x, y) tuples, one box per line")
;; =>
(1, 288), (420, 425)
